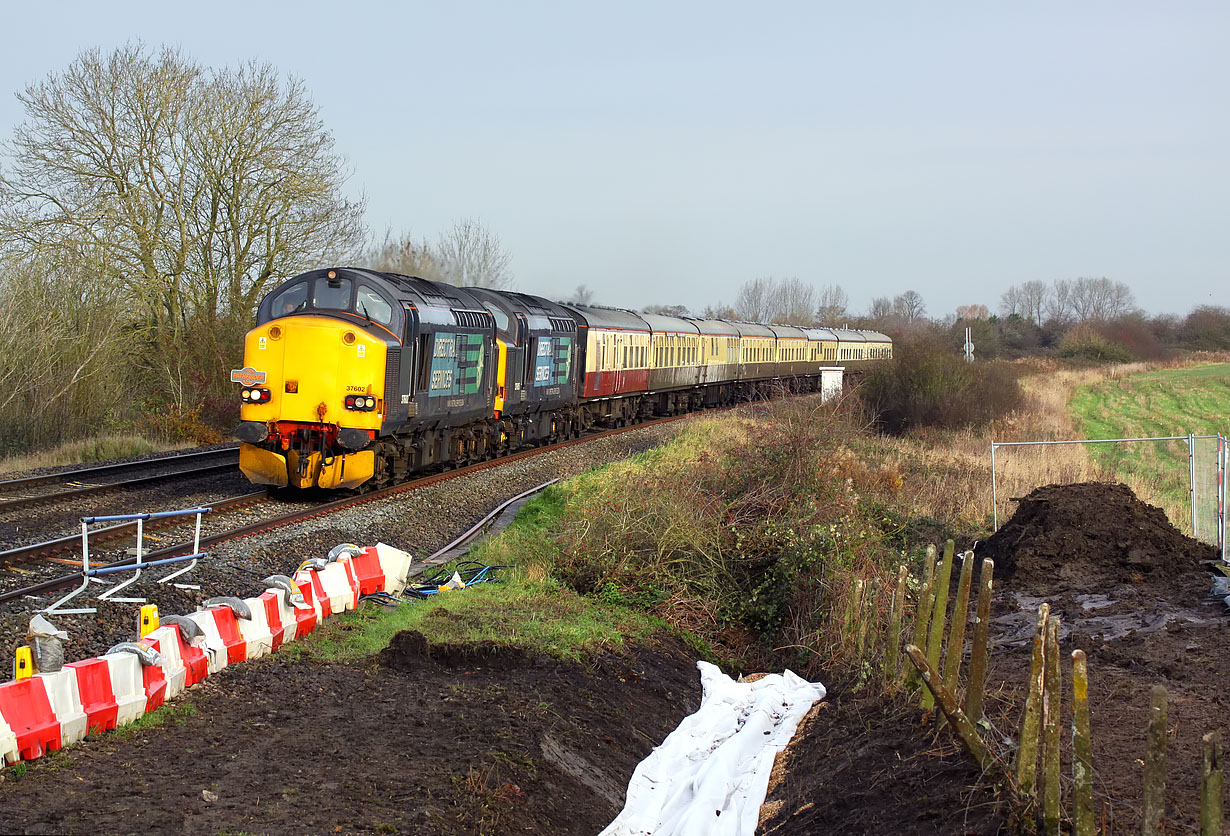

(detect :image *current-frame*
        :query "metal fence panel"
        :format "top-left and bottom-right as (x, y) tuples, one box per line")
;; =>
(1191, 435), (1222, 547)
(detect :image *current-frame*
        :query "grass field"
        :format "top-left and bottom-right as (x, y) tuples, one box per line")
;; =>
(1068, 362), (1230, 535)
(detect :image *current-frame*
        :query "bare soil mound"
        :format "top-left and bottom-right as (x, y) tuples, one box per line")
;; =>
(976, 482), (1216, 601)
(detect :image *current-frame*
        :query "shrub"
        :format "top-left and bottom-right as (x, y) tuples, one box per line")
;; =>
(1058, 325), (1135, 364)
(859, 334), (1023, 435)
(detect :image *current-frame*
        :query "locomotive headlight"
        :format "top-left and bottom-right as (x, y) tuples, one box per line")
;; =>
(365, 397), (376, 409)
(241, 389), (252, 400)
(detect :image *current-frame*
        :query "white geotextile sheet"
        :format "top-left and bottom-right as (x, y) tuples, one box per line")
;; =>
(600, 661), (825, 836)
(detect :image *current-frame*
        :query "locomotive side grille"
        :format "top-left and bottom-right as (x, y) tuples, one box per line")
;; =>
(453, 309), (494, 329)
(549, 317), (577, 332)
(385, 346), (400, 406)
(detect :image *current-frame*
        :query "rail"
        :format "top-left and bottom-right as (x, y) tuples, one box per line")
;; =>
(43, 507), (212, 615)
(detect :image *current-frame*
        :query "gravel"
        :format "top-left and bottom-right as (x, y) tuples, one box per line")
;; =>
(0, 419), (693, 663)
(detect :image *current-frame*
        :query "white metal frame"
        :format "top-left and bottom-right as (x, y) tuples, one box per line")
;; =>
(989, 434), (1226, 559)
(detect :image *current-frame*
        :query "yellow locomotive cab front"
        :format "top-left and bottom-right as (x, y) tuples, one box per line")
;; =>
(234, 314), (387, 490)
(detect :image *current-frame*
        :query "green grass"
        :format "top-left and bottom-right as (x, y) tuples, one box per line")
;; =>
(1069, 362), (1230, 521)
(111, 699), (199, 738)
(287, 489), (684, 664)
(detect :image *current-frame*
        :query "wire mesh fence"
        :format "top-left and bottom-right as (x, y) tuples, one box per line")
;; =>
(990, 434), (1226, 559)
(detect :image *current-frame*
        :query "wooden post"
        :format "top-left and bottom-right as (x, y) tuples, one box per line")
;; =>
(963, 558), (995, 724)
(852, 579), (866, 656)
(922, 543), (937, 590)
(1201, 731), (1222, 836)
(923, 540), (956, 710)
(861, 578), (881, 659)
(1042, 616), (1062, 836)
(905, 644), (991, 770)
(903, 556), (937, 691)
(884, 565), (908, 690)
(942, 551), (975, 695)
(1015, 602), (1049, 798)
(1142, 685), (1168, 836)
(1072, 649), (1095, 836)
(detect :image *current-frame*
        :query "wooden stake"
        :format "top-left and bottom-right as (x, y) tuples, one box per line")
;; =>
(903, 564), (936, 691)
(905, 644), (991, 770)
(852, 579), (866, 655)
(859, 578), (880, 659)
(1072, 649), (1094, 836)
(942, 550), (975, 696)
(1142, 685), (1168, 836)
(923, 540), (955, 710)
(1201, 731), (1222, 836)
(1042, 616), (1062, 836)
(963, 558), (995, 724)
(884, 565), (908, 690)
(1015, 602), (1049, 798)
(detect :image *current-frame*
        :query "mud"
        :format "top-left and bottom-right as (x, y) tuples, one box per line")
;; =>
(0, 633), (702, 836)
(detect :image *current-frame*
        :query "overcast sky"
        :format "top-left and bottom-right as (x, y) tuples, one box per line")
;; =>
(0, 2), (1224, 318)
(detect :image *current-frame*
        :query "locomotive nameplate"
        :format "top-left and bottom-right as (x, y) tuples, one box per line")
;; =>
(230, 366), (267, 386)
(446, 398), (466, 408)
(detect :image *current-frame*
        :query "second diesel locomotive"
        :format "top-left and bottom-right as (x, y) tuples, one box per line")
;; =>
(231, 267), (891, 490)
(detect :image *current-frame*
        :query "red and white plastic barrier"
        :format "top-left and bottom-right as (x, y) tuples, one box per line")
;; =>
(0, 540), (416, 765)
(37, 669), (88, 748)
(0, 711), (17, 765)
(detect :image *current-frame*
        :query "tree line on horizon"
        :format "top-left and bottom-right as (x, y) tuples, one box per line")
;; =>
(615, 273), (1229, 366)
(0, 43), (1224, 457)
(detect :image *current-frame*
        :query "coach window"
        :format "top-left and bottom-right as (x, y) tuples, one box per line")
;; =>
(314, 275), (352, 310)
(356, 285), (393, 325)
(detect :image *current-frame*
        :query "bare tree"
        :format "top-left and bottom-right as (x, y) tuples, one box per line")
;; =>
(364, 228), (451, 281)
(868, 296), (893, 320)
(776, 277), (816, 325)
(893, 290), (926, 322)
(188, 61), (365, 319)
(0, 250), (128, 446)
(435, 217), (513, 289)
(642, 304), (690, 317)
(1046, 279), (1075, 324)
(1019, 280), (1048, 324)
(999, 285), (1022, 317)
(0, 43), (366, 412)
(733, 277), (775, 322)
(1069, 277), (1136, 321)
(955, 303), (990, 320)
(815, 283), (848, 324)
(702, 303), (737, 320)
(0, 44), (364, 327)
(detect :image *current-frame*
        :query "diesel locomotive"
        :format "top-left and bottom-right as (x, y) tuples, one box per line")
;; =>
(231, 267), (891, 490)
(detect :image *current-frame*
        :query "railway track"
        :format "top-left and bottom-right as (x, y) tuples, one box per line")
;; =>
(0, 447), (240, 512)
(0, 412), (700, 605)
